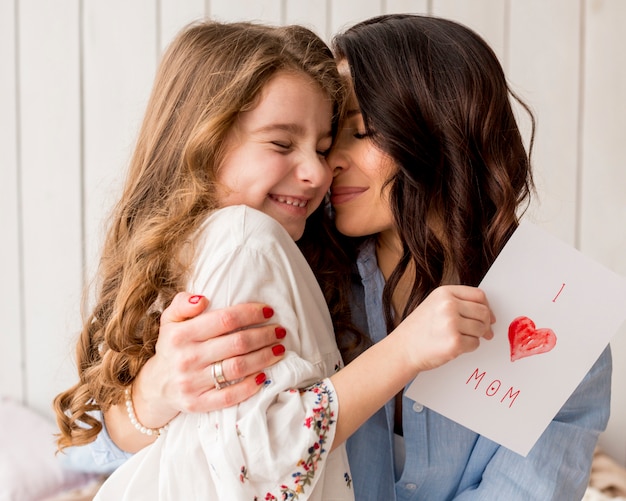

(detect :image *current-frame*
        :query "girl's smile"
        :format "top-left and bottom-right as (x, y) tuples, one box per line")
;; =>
(216, 70), (334, 240)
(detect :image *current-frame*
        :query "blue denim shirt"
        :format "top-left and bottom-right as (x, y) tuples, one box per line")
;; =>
(59, 415), (132, 474)
(65, 238), (612, 500)
(347, 238), (612, 501)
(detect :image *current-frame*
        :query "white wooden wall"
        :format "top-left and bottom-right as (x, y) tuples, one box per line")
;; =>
(2, 0), (625, 465)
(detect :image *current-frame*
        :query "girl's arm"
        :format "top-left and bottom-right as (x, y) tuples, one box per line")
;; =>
(330, 285), (494, 448)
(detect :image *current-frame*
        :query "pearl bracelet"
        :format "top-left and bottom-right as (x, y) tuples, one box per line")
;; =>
(124, 386), (169, 436)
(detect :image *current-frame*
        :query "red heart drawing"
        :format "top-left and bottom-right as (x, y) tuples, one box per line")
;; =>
(508, 316), (557, 362)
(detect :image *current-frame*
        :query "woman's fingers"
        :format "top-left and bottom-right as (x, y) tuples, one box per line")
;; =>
(182, 339), (286, 398)
(158, 292), (286, 374)
(159, 291), (210, 323)
(216, 340), (286, 385)
(153, 293), (287, 406)
(194, 324), (287, 369)
(160, 292), (277, 343)
(187, 373), (269, 414)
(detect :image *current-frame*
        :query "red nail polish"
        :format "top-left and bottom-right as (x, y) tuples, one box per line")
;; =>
(275, 327), (286, 339)
(262, 306), (274, 318)
(255, 373), (267, 385)
(189, 295), (203, 304)
(272, 344), (285, 356)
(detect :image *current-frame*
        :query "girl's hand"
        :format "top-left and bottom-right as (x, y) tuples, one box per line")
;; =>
(396, 285), (495, 373)
(329, 284), (494, 447)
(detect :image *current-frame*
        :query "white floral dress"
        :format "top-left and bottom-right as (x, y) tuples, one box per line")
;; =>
(95, 206), (354, 501)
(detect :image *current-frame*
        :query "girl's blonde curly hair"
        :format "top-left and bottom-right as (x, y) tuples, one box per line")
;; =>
(53, 19), (345, 450)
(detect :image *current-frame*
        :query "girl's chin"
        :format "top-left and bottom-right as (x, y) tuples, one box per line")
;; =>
(282, 222), (306, 241)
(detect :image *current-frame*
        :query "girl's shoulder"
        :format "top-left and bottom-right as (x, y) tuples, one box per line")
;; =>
(198, 205), (293, 251)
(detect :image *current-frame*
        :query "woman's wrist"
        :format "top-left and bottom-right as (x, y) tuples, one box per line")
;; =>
(131, 357), (180, 429)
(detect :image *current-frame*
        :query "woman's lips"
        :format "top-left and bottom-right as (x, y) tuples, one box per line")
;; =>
(330, 186), (367, 205)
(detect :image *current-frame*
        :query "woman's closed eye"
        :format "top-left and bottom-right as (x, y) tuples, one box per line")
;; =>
(337, 127), (370, 142)
(317, 143), (333, 157)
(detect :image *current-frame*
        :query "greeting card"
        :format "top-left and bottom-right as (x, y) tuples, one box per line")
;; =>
(405, 221), (626, 456)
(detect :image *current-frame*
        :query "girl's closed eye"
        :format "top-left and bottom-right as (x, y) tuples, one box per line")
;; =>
(271, 141), (292, 152)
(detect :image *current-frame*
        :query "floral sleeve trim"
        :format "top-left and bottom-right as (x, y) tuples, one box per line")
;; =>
(246, 380), (351, 500)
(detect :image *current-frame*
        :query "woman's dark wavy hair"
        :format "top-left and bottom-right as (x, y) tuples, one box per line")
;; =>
(331, 14), (535, 337)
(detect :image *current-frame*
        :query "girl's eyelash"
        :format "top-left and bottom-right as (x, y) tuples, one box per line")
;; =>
(354, 132), (369, 139)
(269, 140), (331, 156)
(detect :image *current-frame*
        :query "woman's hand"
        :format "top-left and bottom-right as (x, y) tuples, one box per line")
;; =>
(106, 292), (287, 452)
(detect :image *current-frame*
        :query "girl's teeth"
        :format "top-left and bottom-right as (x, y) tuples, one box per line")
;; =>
(276, 197), (307, 208)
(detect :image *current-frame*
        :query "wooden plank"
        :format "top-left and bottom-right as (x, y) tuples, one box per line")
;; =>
(580, 0), (626, 270)
(330, 0), (382, 35)
(159, 0), (207, 52)
(0, 0), (23, 401)
(508, 0), (581, 245)
(432, 0), (506, 60)
(384, 0), (428, 15)
(285, 0), (329, 40)
(82, 0), (158, 283)
(209, 0), (282, 24)
(581, 0), (626, 466)
(18, 0), (82, 417)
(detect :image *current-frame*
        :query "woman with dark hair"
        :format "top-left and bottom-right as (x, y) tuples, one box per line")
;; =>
(326, 14), (610, 499)
(62, 14), (610, 500)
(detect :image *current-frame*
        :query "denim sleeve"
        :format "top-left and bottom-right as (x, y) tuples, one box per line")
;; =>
(456, 345), (612, 501)
(58, 410), (133, 474)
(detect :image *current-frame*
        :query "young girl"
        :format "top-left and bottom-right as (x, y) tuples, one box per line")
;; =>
(55, 19), (494, 500)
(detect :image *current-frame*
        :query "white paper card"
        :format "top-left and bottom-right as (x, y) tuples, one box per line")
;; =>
(405, 221), (626, 456)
